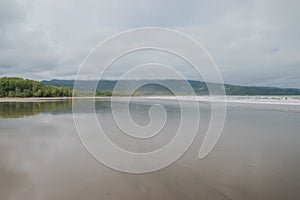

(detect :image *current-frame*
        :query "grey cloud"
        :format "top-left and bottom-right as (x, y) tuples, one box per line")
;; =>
(0, 0), (29, 28)
(0, 0), (299, 87)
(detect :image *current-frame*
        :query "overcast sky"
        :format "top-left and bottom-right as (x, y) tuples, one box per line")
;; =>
(0, 0), (299, 88)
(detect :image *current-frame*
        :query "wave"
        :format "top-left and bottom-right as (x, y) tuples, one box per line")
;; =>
(145, 96), (300, 106)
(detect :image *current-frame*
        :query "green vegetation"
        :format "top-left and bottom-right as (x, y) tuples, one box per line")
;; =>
(224, 84), (300, 95)
(96, 90), (112, 96)
(43, 79), (300, 96)
(0, 77), (73, 97)
(1, 77), (299, 97)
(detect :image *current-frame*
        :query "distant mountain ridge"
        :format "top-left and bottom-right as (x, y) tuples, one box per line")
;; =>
(42, 79), (300, 95)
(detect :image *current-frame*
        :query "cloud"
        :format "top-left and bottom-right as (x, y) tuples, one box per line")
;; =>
(0, 0), (299, 87)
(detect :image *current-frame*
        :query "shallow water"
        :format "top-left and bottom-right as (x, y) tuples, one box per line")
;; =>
(0, 98), (300, 200)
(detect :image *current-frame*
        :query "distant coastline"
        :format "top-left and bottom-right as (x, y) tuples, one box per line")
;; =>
(1, 77), (300, 99)
(43, 79), (300, 96)
(1, 95), (300, 106)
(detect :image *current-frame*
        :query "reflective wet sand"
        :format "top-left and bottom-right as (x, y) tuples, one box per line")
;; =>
(0, 99), (300, 200)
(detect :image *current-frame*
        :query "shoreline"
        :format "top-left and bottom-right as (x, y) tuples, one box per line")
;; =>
(0, 95), (300, 105)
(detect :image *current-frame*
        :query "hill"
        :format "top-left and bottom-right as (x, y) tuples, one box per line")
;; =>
(42, 79), (300, 96)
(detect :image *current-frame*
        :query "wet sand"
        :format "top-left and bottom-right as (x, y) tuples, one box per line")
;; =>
(0, 99), (300, 200)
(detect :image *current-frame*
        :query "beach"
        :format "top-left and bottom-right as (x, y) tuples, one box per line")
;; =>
(0, 97), (300, 199)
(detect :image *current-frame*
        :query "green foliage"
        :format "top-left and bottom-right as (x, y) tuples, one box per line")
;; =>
(0, 77), (73, 98)
(96, 90), (112, 96)
(44, 79), (300, 96)
(4, 77), (299, 97)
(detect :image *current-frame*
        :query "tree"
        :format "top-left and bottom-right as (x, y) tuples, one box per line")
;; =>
(0, 77), (73, 98)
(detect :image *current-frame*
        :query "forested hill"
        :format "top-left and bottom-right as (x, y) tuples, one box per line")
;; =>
(0, 77), (299, 97)
(42, 79), (300, 96)
(0, 77), (73, 97)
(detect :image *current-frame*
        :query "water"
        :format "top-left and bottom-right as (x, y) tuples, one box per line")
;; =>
(0, 98), (300, 200)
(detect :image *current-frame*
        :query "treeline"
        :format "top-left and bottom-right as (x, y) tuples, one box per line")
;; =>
(0, 77), (73, 97)
(224, 84), (300, 95)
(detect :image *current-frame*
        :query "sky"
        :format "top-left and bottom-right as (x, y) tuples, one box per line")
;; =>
(0, 0), (299, 88)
